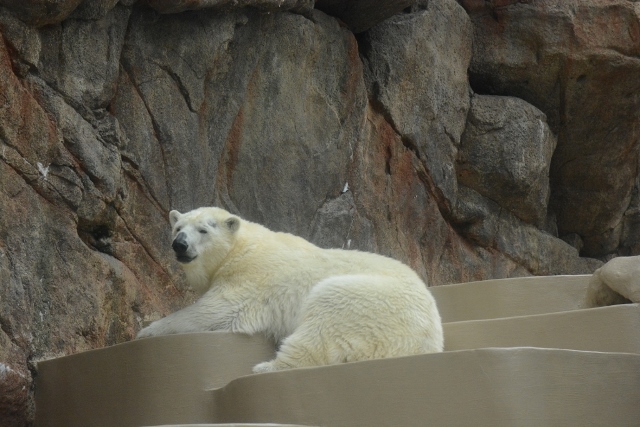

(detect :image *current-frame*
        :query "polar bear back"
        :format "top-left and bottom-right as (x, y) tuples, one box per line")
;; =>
(228, 219), (427, 292)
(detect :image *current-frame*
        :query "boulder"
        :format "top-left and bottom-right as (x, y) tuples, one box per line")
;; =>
(360, 0), (473, 211)
(315, 0), (414, 33)
(0, 0), (83, 26)
(459, 0), (640, 257)
(116, 8), (366, 235)
(37, 4), (130, 109)
(587, 255), (640, 307)
(458, 94), (556, 227)
(147, 0), (314, 14)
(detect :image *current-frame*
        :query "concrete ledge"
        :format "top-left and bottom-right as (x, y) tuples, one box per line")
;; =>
(36, 333), (275, 427)
(443, 304), (640, 353)
(213, 348), (640, 427)
(431, 275), (591, 322)
(145, 425), (314, 427)
(36, 333), (640, 427)
(36, 275), (638, 427)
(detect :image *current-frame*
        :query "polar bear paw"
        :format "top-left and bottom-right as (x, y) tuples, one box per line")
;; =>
(252, 360), (278, 374)
(136, 326), (155, 339)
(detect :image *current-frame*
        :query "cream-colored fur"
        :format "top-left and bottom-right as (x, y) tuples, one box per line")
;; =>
(136, 207), (444, 373)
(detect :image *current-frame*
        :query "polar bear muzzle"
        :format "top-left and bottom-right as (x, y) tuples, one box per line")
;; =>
(172, 232), (196, 263)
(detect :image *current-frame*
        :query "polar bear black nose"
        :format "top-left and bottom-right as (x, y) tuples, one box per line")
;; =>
(172, 232), (189, 254)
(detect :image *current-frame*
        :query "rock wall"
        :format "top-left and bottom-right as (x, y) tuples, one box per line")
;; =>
(0, 0), (637, 425)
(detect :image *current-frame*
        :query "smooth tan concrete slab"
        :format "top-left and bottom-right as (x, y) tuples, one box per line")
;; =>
(35, 333), (275, 427)
(35, 326), (640, 427)
(212, 348), (640, 427)
(146, 424), (314, 426)
(443, 303), (640, 354)
(36, 275), (638, 427)
(431, 275), (591, 322)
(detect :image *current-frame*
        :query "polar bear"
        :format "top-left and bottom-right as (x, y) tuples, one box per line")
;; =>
(136, 207), (444, 373)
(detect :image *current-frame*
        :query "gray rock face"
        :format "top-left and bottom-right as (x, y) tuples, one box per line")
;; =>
(360, 0), (473, 211)
(0, 0), (84, 26)
(116, 8), (366, 235)
(459, 0), (640, 257)
(147, 0), (314, 14)
(458, 95), (556, 227)
(316, 0), (414, 33)
(37, 4), (130, 109)
(0, 0), (636, 424)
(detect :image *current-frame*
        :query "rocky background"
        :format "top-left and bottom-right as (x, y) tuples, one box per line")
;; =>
(0, 0), (638, 424)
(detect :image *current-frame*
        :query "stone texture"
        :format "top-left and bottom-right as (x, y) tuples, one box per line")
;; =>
(452, 185), (602, 276)
(37, 4), (130, 109)
(0, 362), (29, 426)
(0, 15), (188, 424)
(458, 94), (556, 227)
(70, 0), (121, 20)
(316, 0), (414, 33)
(350, 0), (599, 284)
(147, 0), (314, 14)
(346, 105), (533, 285)
(459, 0), (640, 257)
(117, 8), (366, 235)
(0, 0), (635, 424)
(360, 0), (473, 212)
(621, 181), (640, 255)
(0, 0), (83, 26)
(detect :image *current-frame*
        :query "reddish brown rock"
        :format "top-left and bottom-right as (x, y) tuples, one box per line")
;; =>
(348, 106), (531, 285)
(0, 28), (190, 425)
(459, 0), (640, 257)
(0, 362), (29, 426)
(360, 0), (473, 211)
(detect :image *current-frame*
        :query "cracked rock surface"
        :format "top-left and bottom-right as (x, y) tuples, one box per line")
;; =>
(0, 0), (637, 424)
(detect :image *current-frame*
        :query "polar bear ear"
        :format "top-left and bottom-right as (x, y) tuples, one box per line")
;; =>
(225, 216), (240, 233)
(169, 210), (182, 228)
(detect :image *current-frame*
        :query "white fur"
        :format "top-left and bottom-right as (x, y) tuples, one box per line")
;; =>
(136, 207), (444, 373)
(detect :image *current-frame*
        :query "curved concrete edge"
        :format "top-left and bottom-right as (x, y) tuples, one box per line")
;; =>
(34, 274), (635, 427)
(145, 424), (315, 426)
(35, 333), (275, 427)
(443, 303), (640, 354)
(211, 348), (640, 427)
(431, 275), (592, 322)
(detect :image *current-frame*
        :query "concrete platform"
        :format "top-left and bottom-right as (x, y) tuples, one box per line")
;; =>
(431, 275), (591, 322)
(443, 303), (640, 353)
(34, 275), (640, 427)
(212, 348), (640, 427)
(35, 333), (275, 427)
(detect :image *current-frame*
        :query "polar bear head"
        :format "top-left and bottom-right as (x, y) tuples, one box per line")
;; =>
(168, 208), (241, 291)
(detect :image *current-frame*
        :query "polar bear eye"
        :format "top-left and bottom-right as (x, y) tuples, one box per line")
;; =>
(198, 229), (208, 234)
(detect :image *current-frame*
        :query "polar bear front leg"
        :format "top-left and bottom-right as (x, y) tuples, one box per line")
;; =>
(137, 305), (209, 338)
(252, 331), (323, 373)
(136, 289), (238, 339)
